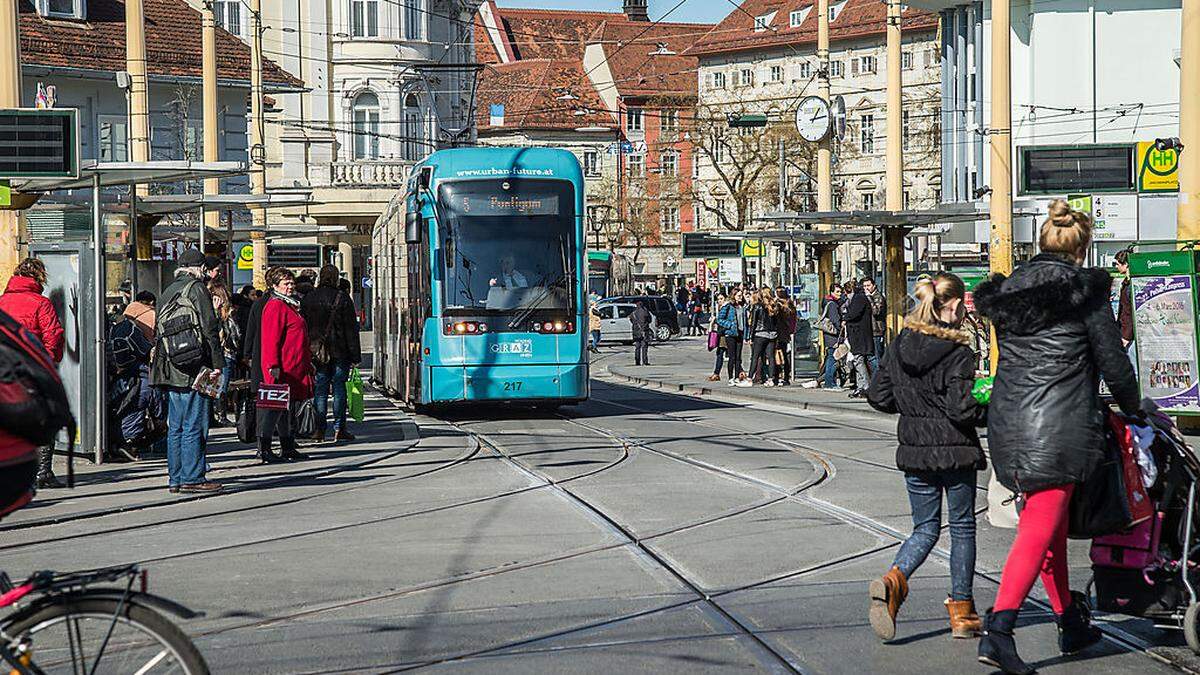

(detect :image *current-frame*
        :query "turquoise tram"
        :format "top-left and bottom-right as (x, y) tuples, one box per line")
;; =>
(371, 148), (589, 408)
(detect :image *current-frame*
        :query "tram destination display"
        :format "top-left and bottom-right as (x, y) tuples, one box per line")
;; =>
(0, 109), (79, 179)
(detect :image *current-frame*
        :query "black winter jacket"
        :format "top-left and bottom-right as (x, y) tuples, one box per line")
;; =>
(242, 293), (270, 391)
(630, 305), (653, 339)
(868, 320), (986, 472)
(974, 254), (1141, 494)
(300, 284), (362, 364)
(748, 304), (779, 338)
(843, 291), (874, 356)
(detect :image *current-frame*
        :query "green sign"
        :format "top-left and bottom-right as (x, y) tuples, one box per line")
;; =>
(0, 180), (9, 207)
(1129, 250), (1196, 277)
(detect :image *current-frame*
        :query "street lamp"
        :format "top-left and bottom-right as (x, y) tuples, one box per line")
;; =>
(590, 204), (613, 251)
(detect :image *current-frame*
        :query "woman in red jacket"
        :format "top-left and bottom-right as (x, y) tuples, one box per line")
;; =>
(0, 258), (66, 488)
(257, 267), (312, 463)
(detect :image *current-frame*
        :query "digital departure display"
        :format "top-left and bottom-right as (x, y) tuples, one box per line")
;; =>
(453, 194), (560, 216)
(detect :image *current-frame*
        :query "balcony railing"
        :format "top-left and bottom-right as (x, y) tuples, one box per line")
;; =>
(329, 160), (412, 187)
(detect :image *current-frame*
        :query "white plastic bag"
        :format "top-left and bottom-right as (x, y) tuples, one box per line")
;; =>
(987, 468), (1020, 529)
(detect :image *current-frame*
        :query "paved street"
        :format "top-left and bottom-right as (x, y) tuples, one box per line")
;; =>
(0, 336), (1195, 673)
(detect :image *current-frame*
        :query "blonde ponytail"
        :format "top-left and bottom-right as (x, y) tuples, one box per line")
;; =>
(907, 273), (966, 325)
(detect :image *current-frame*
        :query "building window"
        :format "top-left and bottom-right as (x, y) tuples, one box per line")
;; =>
(832, 191), (843, 211)
(629, 204), (644, 228)
(903, 191), (911, 209)
(583, 150), (599, 177)
(859, 114), (875, 154)
(97, 115), (127, 162)
(660, 109), (679, 132)
(712, 72), (727, 89)
(214, 0), (241, 35)
(350, 0), (378, 37)
(183, 122), (203, 160)
(737, 68), (754, 87)
(855, 55), (876, 75)
(902, 110), (911, 151)
(862, 192), (875, 210)
(404, 0), (423, 41)
(403, 94), (424, 161)
(352, 92), (381, 159)
(38, 0), (84, 20)
(626, 107), (643, 132)
(829, 1), (845, 22)
(692, 150), (699, 179)
(798, 61), (812, 80)
(754, 14), (772, 32)
(628, 154), (645, 177)
(661, 151), (678, 177)
(712, 142), (725, 164)
(829, 60), (844, 78)
(902, 51), (914, 71)
(769, 65), (783, 83)
(661, 206), (680, 231)
(789, 8), (810, 27)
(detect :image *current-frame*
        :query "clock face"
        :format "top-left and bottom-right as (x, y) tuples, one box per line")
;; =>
(795, 96), (831, 143)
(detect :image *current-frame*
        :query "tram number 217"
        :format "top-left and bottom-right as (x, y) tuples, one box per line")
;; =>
(503, 381), (523, 392)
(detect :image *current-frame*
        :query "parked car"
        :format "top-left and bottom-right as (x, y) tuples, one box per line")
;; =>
(595, 302), (659, 344)
(601, 295), (678, 340)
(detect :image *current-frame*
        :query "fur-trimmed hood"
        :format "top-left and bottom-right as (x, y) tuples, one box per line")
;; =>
(897, 318), (970, 377)
(974, 254), (1113, 335)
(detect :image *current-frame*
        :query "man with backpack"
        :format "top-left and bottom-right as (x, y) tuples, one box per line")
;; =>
(151, 248), (225, 493)
(0, 258), (67, 488)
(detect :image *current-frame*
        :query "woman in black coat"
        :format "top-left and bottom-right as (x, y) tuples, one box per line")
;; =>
(842, 281), (875, 397)
(867, 273), (986, 642)
(972, 200), (1142, 674)
(745, 288), (779, 386)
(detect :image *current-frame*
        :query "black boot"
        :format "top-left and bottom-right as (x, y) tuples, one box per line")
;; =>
(1058, 591), (1102, 655)
(257, 437), (284, 464)
(36, 446), (63, 489)
(280, 436), (308, 462)
(978, 609), (1034, 675)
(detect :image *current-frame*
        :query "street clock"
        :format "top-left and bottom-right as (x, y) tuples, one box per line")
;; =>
(795, 95), (831, 143)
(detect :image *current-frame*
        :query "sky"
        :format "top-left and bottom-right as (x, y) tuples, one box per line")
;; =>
(494, 0), (731, 24)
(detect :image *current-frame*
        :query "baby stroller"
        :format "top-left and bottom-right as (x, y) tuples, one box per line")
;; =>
(1087, 411), (1200, 653)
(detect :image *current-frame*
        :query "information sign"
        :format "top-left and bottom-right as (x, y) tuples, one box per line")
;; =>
(236, 243), (254, 270)
(1137, 141), (1180, 193)
(717, 258), (743, 284)
(0, 109), (78, 178)
(741, 239), (763, 258)
(1092, 193), (1138, 240)
(1132, 274), (1200, 413)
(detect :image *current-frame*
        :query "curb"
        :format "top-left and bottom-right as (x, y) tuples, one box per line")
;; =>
(604, 366), (894, 422)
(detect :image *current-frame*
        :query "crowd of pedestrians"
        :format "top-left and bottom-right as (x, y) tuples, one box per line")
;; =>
(0, 247), (365, 496)
(711, 286), (797, 387)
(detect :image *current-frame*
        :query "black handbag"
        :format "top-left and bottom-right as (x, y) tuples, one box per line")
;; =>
(1068, 421), (1134, 539)
(294, 399), (316, 438)
(236, 397), (256, 444)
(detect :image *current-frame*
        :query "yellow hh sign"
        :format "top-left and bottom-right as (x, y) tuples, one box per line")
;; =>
(236, 243), (254, 270)
(741, 239), (763, 258)
(1137, 141), (1180, 193)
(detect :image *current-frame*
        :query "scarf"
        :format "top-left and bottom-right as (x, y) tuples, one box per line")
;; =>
(272, 290), (300, 309)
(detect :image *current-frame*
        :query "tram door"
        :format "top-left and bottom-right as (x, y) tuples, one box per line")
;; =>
(404, 205), (431, 406)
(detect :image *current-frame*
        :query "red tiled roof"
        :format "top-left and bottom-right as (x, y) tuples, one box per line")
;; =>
(475, 59), (613, 132)
(588, 20), (707, 99)
(17, 0), (301, 89)
(687, 0), (938, 57)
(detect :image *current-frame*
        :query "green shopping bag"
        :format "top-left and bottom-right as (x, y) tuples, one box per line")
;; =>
(347, 367), (365, 422)
(971, 376), (994, 406)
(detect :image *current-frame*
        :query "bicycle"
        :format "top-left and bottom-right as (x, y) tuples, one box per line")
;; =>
(0, 563), (210, 674)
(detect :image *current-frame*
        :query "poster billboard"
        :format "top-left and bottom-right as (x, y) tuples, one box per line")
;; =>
(1132, 274), (1200, 413)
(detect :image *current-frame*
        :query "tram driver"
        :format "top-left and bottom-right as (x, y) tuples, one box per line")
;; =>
(490, 254), (529, 289)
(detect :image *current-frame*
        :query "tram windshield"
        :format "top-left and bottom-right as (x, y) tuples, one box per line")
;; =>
(438, 178), (577, 315)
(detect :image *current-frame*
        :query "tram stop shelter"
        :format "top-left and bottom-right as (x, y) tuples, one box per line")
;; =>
(8, 160), (317, 465)
(750, 206), (1006, 339)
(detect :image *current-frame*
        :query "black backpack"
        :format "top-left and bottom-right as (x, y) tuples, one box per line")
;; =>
(157, 279), (206, 374)
(0, 308), (76, 481)
(108, 317), (152, 374)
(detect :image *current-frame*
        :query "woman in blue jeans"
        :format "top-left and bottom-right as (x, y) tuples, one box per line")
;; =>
(819, 285), (844, 389)
(865, 273), (987, 642)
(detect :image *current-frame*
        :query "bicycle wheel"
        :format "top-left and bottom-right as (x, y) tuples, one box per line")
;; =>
(3, 595), (209, 675)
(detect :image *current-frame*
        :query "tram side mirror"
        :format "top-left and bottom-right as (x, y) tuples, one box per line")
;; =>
(405, 210), (422, 243)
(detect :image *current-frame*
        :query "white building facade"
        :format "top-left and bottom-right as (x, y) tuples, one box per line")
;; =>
(913, 0), (1183, 263)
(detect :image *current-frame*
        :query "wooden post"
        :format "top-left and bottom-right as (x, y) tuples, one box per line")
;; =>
(989, 0), (1014, 373)
(202, 1), (220, 237)
(884, 0), (906, 338)
(1179, 0), (1200, 241)
(0, 0), (21, 286)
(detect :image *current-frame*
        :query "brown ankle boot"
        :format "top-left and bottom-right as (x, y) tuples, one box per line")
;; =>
(868, 566), (909, 641)
(945, 597), (982, 638)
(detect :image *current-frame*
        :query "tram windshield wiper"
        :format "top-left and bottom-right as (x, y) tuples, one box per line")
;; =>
(508, 273), (570, 329)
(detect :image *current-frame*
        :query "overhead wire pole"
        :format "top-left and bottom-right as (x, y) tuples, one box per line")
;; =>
(250, 0), (268, 289)
(202, 1), (220, 242)
(989, 0), (1014, 372)
(0, 0), (21, 287)
(883, 0), (906, 338)
(1179, 0), (1200, 242)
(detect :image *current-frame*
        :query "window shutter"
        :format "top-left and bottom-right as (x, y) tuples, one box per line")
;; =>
(851, 59), (859, 76)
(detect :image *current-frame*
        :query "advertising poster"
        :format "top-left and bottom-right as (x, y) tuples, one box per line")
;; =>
(1132, 275), (1200, 413)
